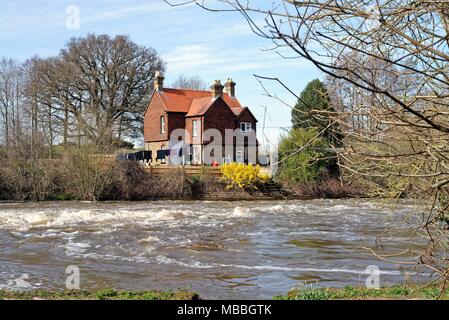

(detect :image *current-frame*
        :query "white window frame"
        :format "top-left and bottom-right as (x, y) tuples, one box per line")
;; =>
(240, 122), (252, 133)
(160, 116), (165, 134)
(192, 120), (199, 137)
(193, 145), (201, 164)
(236, 150), (243, 163)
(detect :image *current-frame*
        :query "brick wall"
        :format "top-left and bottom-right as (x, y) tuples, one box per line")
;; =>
(144, 93), (168, 142)
(203, 98), (237, 143)
(236, 108), (257, 133)
(168, 112), (186, 138)
(145, 141), (168, 162)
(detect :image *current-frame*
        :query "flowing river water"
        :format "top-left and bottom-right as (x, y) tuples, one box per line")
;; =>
(0, 199), (430, 299)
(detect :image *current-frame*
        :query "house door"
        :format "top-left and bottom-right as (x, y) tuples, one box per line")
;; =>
(244, 144), (249, 164)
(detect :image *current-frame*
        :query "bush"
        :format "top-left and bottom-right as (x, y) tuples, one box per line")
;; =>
(110, 163), (193, 200)
(280, 177), (363, 199)
(277, 128), (330, 183)
(101, 161), (156, 200)
(0, 143), (197, 201)
(0, 136), (62, 201)
(60, 146), (119, 201)
(153, 168), (192, 198)
(221, 163), (270, 190)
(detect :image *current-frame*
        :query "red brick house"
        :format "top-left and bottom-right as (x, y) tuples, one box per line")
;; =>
(144, 72), (258, 165)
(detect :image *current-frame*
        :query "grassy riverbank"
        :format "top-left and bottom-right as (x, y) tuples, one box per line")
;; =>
(275, 285), (447, 300)
(0, 289), (199, 300)
(2, 285), (446, 300)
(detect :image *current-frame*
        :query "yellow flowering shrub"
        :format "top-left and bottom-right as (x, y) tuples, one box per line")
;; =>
(221, 163), (270, 190)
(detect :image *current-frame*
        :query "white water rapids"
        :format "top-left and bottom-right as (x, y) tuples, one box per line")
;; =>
(0, 199), (429, 299)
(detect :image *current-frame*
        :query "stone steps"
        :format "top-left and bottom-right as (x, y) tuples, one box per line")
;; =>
(261, 179), (286, 199)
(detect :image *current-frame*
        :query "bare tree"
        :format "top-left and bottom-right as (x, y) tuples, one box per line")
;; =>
(171, 74), (208, 90)
(0, 58), (23, 146)
(28, 34), (165, 147)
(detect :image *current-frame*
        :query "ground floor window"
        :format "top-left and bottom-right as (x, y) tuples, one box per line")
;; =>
(236, 150), (243, 163)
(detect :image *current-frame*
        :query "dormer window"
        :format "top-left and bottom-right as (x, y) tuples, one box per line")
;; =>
(240, 122), (252, 133)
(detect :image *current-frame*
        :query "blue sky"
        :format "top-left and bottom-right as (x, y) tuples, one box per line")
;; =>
(0, 0), (322, 149)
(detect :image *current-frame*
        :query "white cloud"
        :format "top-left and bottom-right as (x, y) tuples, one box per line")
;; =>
(163, 43), (312, 77)
(163, 44), (264, 74)
(163, 44), (222, 74)
(83, 2), (170, 23)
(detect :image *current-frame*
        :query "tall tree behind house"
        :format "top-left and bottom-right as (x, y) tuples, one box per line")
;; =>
(25, 34), (165, 148)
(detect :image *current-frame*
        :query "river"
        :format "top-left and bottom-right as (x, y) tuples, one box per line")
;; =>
(0, 199), (429, 299)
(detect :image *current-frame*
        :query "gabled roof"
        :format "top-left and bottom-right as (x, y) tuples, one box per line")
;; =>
(236, 106), (259, 122)
(186, 97), (215, 117)
(153, 88), (244, 116)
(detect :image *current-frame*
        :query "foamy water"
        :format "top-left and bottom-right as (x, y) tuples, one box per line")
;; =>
(0, 199), (428, 299)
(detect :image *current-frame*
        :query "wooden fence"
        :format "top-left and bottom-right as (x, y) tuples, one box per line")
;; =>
(141, 166), (223, 177)
(92, 154), (272, 177)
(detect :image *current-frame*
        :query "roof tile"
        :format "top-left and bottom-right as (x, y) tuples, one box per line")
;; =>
(156, 88), (244, 116)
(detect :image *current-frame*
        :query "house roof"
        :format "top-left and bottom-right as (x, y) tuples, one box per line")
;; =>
(236, 106), (258, 122)
(155, 88), (244, 116)
(186, 97), (215, 117)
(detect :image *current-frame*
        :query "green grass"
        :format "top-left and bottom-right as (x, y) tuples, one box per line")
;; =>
(274, 285), (448, 300)
(2, 286), (447, 300)
(0, 289), (199, 300)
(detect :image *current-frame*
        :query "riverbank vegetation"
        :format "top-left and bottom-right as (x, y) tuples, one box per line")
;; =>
(0, 289), (199, 300)
(2, 286), (447, 300)
(0, 146), (192, 201)
(275, 285), (447, 300)
(220, 163), (270, 190)
(274, 80), (361, 198)
(0, 147), (273, 201)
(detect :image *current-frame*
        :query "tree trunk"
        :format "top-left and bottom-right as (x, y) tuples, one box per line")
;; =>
(64, 102), (68, 148)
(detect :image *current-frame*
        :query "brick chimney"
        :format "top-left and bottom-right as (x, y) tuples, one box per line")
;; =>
(211, 80), (224, 99)
(154, 71), (164, 91)
(224, 78), (236, 97)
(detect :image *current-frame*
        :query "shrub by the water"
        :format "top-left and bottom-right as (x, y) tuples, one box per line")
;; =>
(102, 161), (157, 200)
(0, 136), (63, 201)
(61, 146), (119, 201)
(221, 163), (270, 190)
(277, 128), (330, 184)
(280, 177), (363, 199)
(0, 141), (194, 201)
(99, 162), (193, 200)
(152, 167), (193, 199)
